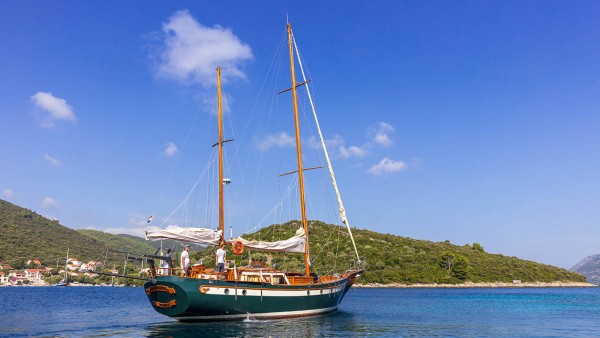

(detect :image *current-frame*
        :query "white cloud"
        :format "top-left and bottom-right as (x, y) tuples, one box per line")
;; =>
(367, 157), (407, 176)
(256, 132), (295, 150)
(130, 212), (151, 227)
(155, 10), (253, 87)
(41, 197), (59, 208)
(164, 142), (179, 157)
(44, 153), (62, 168)
(339, 145), (368, 158)
(325, 135), (345, 149)
(104, 226), (146, 237)
(31, 92), (76, 128)
(371, 121), (395, 147)
(2, 188), (13, 198)
(195, 92), (233, 115)
(411, 157), (424, 167)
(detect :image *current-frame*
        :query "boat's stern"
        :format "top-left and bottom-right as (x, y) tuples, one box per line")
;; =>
(144, 277), (191, 318)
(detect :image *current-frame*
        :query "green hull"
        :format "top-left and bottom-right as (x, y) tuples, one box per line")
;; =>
(144, 275), (356, 321)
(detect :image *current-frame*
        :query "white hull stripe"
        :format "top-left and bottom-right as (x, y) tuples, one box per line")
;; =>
(200, 285), (345, 297)
(176, 305), (338, 321)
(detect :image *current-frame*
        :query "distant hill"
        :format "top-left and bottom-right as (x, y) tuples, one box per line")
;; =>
(193, 221), (587, 284)
(76, 229), (156, 255)
(0, 199), (109, 267)
(0, 199), (587, 284)
(0, 199), (160, 268)
(570, 254), (600, 285)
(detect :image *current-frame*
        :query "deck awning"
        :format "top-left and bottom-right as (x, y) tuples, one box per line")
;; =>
(229, 228), (305, 253)
(145, 227), (222, 246)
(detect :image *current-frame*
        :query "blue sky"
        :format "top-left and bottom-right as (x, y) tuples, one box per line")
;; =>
(1, 1), (599, 269)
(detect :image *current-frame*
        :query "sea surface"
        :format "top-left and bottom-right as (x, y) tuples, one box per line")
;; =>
(1, 286), (599, 337)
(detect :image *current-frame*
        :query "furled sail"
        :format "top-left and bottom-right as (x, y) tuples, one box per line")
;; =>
(145, 227), (222, 246)
(229, 228), (305, 253)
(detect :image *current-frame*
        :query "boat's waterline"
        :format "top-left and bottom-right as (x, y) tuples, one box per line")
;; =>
(175, 305), (339, 322)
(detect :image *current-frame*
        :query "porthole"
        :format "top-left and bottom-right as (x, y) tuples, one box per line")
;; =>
(242, 289), (247, 296)
(224, 288), (229, 295)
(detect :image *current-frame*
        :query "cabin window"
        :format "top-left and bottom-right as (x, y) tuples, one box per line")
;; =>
(246, 275), (260, 282)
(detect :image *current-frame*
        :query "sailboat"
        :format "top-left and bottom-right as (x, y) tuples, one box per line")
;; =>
(55, 248), (69, 287)
(143, 23), (364, 321)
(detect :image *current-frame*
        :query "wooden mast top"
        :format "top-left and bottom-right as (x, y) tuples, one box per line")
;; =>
(217, 66), (225, 245)
(287, 23), (311, 277)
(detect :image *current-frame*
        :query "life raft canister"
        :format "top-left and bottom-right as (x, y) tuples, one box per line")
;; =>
(232, 241), (244, 255)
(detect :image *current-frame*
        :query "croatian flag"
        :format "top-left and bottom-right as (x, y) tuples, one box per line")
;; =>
(147, 216), (153, 223)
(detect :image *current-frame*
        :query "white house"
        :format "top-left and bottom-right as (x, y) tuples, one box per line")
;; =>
(24, 269), (45, 283)
(67, 258), (82, 266)
(87, 260), (103, 271)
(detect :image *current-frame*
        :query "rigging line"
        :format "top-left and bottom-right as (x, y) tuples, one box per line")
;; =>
(158, 150), (217, 228)
(221, 88), (244, 220)
(151, 103), (203, 220)
(247, 174), (298, 234)
(203, 150), (214, 227)
(294, 51), (339, 226)
(234, 32), (287, 215)
(293, 36), (361, 262)
(245, 49), (286, 230)
(240, 33), (287, 230)
(234, 31), (287, 154)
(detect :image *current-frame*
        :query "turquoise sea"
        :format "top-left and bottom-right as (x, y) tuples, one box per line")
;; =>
(1, 286), (599, 337)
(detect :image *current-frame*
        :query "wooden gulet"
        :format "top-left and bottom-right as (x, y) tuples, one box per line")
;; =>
(139, 23), (364, 322)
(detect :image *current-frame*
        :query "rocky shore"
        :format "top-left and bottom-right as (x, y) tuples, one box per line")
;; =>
(355, 281), (596, 288)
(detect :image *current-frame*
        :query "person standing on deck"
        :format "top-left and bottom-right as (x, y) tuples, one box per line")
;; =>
(161, 248), (172, 275)
(216, 244), (226, 273)
(181, 245), (190, 276)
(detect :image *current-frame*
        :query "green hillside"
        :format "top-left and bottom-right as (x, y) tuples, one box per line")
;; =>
(0, 199), (586, 284)
(192, 220), (586, 284)
(76, 229), (156, 255)
(0, 199), (108, 267)
(0, 199), (157, 268)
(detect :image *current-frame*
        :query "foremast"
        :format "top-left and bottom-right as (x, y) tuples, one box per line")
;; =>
(217, 66), (225, 245)
(287, 23), (311, 277)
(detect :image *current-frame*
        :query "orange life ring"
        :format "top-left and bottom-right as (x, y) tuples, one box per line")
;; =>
(232, 241), (244, 255)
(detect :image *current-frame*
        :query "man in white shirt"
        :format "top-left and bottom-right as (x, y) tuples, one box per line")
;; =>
(216, 244), (226, 273)
(181, 245), (190, 276)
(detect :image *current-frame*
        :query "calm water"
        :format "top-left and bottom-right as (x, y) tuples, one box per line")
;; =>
(1, 286), (599, 337)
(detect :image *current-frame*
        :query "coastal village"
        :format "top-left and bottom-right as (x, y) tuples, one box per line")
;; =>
(0, 258), (117, 286)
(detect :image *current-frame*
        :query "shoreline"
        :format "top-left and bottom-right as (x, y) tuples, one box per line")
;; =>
(354, 281), (597, 288)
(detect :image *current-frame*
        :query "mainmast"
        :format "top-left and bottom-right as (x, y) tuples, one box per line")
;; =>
(287, 23), (311, 277)
(217, 66), (225, 245)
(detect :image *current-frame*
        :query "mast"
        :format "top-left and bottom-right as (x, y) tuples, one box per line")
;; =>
(217, 66), (225, 245)
(287, 23), (311, 276)
(64, 248), (69, 282)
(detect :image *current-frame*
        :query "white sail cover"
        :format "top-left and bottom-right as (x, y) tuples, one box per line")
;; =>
(145, 227), (222, 246)
(229, 228), (305, 253)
